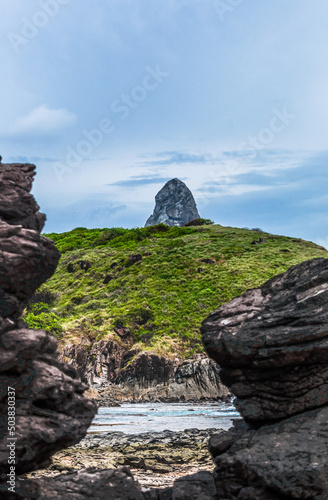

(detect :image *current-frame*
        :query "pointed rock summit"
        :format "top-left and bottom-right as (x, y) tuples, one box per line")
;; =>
(145, 178), (200, 227)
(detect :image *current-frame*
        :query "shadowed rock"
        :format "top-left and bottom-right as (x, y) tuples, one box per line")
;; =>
(61, 342), (229, 402)
(202, 258), (328, 422)
(145, 178), (200, 227)
(0, 162), (97, 492)
(2, 468), (144, 499)
(210, 407), (328, 499)
(202, 257), (328, 498)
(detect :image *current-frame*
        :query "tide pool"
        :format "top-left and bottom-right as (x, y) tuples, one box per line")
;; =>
(89, 402), (241, 434)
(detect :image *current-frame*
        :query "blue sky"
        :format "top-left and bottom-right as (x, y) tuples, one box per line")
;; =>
(1, 1), (328, 248)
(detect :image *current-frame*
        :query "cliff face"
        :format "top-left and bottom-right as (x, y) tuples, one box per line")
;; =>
(61, 341), (230, 402)
(145, 178), (200, 227)
(202, 257), (328, 499)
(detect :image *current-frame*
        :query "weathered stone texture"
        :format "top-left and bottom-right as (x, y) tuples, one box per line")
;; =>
(145, 178), (200, 227)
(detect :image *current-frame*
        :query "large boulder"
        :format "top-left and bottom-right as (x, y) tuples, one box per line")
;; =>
(210, 407), (328, 499)
(145, 178), (200, 227)
(201, 258), (328, 422)
(202, 257), (328, 498)
(0, 328), (96, 476)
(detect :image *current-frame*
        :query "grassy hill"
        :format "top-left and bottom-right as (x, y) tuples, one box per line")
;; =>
(25, 223), (328, 359)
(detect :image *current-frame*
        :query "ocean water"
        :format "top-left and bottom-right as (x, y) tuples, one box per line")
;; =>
(89, 402), (241, 434)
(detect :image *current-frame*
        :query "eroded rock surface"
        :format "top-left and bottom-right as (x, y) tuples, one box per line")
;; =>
(145, 178), (200, 227)
(0, 328), (96, 476)
(202, 258), (328, 499)
(210, 407), (328, 499)
(61, 342), (229, 402)
(0, 162), (97, 494)
(202, 258), (328, 422)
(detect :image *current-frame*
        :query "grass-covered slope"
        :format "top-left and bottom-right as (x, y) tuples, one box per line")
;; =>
(25, 224), (328, 358)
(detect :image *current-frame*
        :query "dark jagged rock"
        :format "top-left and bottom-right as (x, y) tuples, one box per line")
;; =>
(202, 257), (328, 498)
(0, 163), (59, 334)
(210, 407), (328, 499)
(202, 258), (328, 422)
(0, 162), (97, 494)
(145, 471), (216, 499)
(0, 163), (45, 231)
(0, 328), (96, 476)
(10, 469), (216, 499)
(145, 178), (200, 227)
(0, 221), (59, 332)
(9, 468), (144, 500)
(61, 342), (229, 402)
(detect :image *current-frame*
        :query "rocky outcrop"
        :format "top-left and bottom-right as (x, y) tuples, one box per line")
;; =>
(0, 162), (97, 494)
(62, 428), (220, 474)
(61, 342), (229, 402)
(0, 328), (96, 476)
(12, 468), (216, 500)
(145, 178), (200, 227)
(0, 162), (45, 232)
(0, 163), (58, 333)
(201, 258), (328, 499)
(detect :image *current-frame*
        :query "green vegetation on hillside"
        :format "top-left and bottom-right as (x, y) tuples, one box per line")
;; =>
(25, 224), (328, 358)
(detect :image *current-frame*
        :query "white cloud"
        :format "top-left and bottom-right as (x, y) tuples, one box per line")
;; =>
(11, 105), (77, 136)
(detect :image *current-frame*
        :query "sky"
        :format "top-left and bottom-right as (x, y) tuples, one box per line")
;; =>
(1, 0), (328, 248)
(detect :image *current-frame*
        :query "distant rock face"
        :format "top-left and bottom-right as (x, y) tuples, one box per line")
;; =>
(145, 178), (200, 227)
(61, 342), (229, 402)
(202, 258), (328, 499)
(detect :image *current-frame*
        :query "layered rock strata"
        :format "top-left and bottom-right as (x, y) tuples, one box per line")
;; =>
(61, 343), (229, 402)
(202, 258), (328, 498)
(0, 162), (97, 495)
(145, 178), (200, 227)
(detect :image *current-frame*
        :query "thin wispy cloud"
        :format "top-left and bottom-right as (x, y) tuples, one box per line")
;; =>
(7, 105), (77, 137)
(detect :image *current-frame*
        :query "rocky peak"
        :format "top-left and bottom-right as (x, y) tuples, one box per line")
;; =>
(145, 178), (200, 227)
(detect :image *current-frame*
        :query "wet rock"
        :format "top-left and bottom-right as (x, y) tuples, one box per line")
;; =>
(66, 428), (220, 472)
(145, 178), (200, 227)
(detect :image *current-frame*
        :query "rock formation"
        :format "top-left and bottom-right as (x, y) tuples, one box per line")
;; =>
(201, 257), (328, 498)
(0, 162), (97, 497)
(145, 178), (200, 227)
(61, 343), (230, 402)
